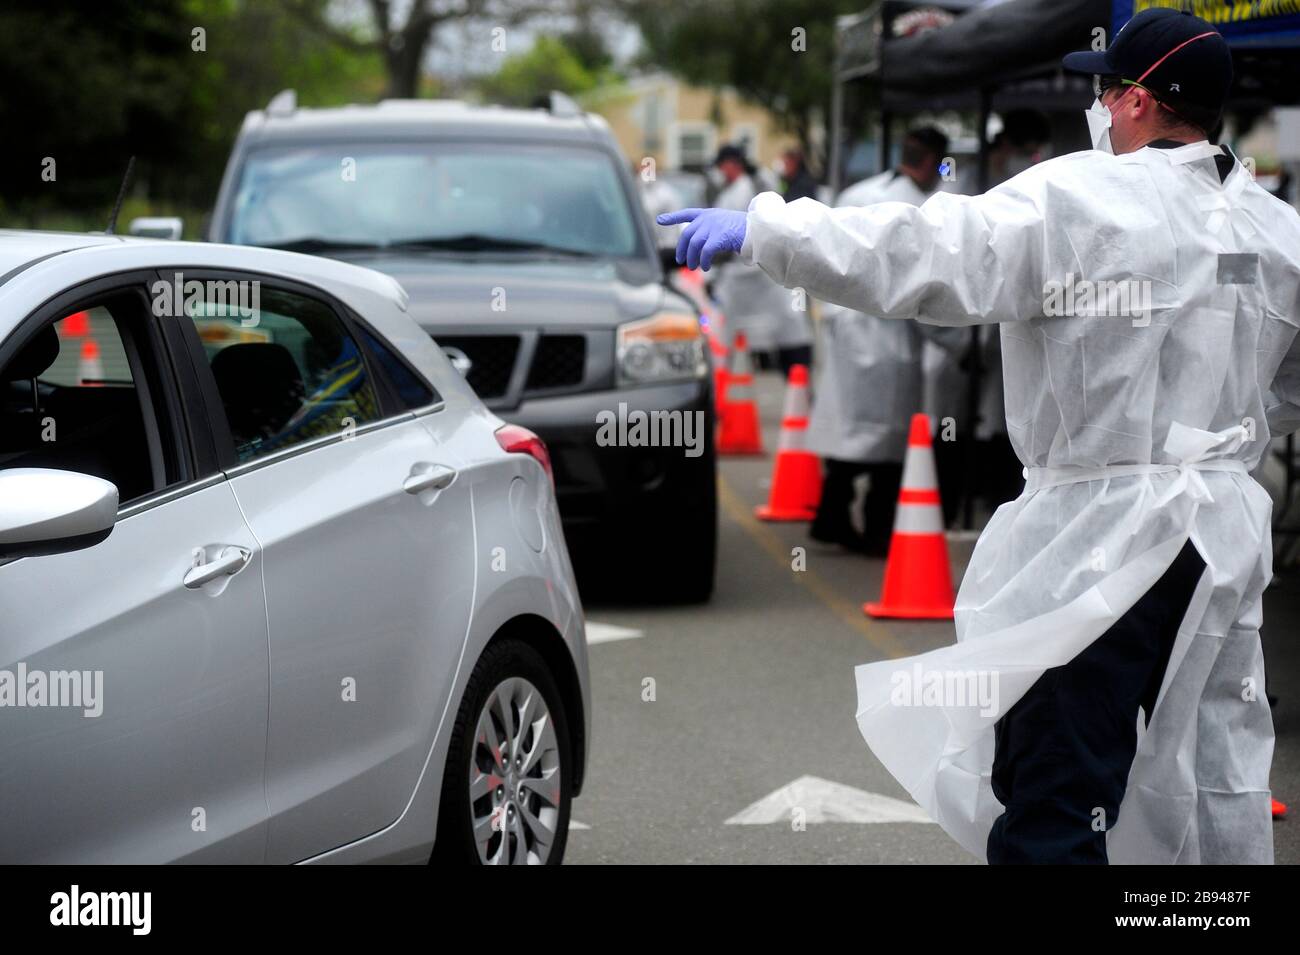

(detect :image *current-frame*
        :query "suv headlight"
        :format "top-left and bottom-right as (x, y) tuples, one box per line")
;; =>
(616, 312), (708, 387)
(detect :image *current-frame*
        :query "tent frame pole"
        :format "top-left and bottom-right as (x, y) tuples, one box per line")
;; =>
(960, 88), (994, 530)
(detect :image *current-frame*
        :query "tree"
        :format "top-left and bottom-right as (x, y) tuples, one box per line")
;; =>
(0, 0), (384, 228)
(286, 0), (577, 99)
(475, 35), (606, 106)
(624, 0), (865, 167)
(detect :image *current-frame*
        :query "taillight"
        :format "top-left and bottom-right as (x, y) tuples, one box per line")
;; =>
(495, 424), (554, 487)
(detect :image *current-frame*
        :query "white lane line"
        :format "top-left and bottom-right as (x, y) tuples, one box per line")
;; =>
(724, 775), (934, 825)
(585, 621), (644, 645)
(569, 820), (591, 831)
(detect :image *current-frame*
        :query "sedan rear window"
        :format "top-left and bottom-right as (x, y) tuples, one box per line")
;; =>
(185, 286), (382, 463)
(227, 142), (643, 259)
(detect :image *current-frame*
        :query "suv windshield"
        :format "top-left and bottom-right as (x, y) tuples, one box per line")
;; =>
(226, 142), (645, 258)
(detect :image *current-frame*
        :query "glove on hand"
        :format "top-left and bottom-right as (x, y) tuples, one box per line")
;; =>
(656, 208), (748, 272)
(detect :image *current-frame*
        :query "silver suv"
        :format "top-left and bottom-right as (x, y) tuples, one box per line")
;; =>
(202, 92), (718, 603)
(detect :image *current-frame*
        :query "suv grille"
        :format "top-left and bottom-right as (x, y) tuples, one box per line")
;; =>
(436, 335), (519, 400)
(526, 335), (586, 391)
(435, 332), (590, 403)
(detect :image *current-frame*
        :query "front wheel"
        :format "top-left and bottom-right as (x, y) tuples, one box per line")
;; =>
(431, 639), (572, 865)
(649, 461), (718, 604)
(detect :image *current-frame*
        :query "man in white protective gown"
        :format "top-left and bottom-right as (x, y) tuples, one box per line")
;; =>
(659, 8), (1300, 863)
(809, 127), (960, 556)
(711, 143), (814, 373)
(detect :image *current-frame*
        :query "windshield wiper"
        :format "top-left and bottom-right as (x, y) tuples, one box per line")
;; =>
(387, 234), (593, 257)
(261, 237), (387, 254)
(261, 234), (596, 258)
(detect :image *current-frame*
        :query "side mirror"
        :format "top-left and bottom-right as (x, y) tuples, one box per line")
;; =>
(127, 216), (184, 240)
(0, 469), (118, 560)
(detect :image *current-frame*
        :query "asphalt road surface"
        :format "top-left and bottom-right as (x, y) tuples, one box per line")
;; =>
(570, 371), (1299, 865)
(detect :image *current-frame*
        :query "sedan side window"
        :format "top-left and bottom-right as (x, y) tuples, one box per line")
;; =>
(1, 295), (182, 504)
(180, 283), (382, 463)
(357, 325), (438, 411)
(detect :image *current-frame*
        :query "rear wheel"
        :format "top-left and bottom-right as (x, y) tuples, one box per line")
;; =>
(431, 639), (572, 865)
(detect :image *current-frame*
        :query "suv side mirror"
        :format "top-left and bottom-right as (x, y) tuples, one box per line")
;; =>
(127, 217), (184, 240)
(0, 469), (118, 559)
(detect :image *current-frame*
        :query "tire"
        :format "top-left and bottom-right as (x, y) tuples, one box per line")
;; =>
(649, 448), (718, 604)
(431, 638), (572, 865)
(653, 482), (717, 604)
(576, 490), (717, 604)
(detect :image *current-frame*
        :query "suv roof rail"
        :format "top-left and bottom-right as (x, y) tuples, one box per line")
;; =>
(378, 98), (468, 110)
(266, 88), (297, 118)
(535, 90), (583, 118)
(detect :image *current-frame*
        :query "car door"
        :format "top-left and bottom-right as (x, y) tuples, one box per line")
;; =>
(170, 272), (477, 862)
(0, 275), (270, 863)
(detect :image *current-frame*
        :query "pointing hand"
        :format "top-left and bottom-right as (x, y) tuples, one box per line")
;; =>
(656, 208), (748, 272)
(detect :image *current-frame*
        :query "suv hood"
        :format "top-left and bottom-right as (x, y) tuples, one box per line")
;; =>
(346, 255), (673, 328)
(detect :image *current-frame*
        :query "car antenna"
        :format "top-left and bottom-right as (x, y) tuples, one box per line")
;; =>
(104, 155), (136, 235)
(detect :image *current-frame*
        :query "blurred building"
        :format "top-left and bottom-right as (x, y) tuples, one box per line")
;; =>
(584, 73), (798, 174)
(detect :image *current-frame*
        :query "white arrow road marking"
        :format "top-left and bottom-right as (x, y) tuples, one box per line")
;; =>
(584, 621), (644, 645)
(724, 775), (934, 825)
(569, 820), (591, 831)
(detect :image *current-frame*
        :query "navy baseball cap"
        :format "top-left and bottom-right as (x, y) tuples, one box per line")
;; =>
(1062, 8), (1232, 132)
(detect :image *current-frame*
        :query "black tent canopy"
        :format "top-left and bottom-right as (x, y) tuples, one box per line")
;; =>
(829, 0), (1106, 194)
(832, 0), (1300, 187)
(840, 0), (1110, 100)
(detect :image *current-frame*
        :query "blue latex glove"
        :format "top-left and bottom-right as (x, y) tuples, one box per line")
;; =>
(656, 208), (747, 272)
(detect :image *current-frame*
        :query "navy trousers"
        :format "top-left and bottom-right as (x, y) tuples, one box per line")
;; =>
(986, 540), (1207, 864)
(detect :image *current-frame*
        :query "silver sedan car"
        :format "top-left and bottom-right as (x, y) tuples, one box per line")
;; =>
(0, 231), (589, 864)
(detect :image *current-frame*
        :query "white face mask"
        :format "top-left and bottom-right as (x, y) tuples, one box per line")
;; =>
(1086, 86), (1136, 155)
(1085, 96), (1116, 154)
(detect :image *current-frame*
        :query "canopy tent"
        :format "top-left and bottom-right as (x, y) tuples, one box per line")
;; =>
(833, 0), (1300, 188)
(829, 1), (1106, 194)
(842, 0), (1108, 103)
(828, 0), (1300, 529)
(843, 0), (1300, 97)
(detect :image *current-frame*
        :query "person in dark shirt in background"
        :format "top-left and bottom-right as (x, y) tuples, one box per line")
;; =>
(780, 147), (819, 203)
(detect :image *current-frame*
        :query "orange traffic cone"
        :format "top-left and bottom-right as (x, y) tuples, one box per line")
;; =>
(864, 414), (955, 619)
(1274, 799), (1288, 819)
(62, 310), (90, 337)
(756, 364), (822, 520)
(78, 338), (103, 387)
(717, 332), (763, 456)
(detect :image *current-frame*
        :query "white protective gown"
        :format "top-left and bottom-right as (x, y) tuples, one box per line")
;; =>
(741, 141), (1300, 863)
(714, 175), (811, 351)
(926, 178), (1012, 439)
(810, 171), (952, 463)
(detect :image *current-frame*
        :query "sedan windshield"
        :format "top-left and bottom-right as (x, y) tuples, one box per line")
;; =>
(226, 142), (645, 259)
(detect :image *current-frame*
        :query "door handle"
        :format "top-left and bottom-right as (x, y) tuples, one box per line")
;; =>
(404, 464), (457, 495)
(184, 546), (251, 589)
